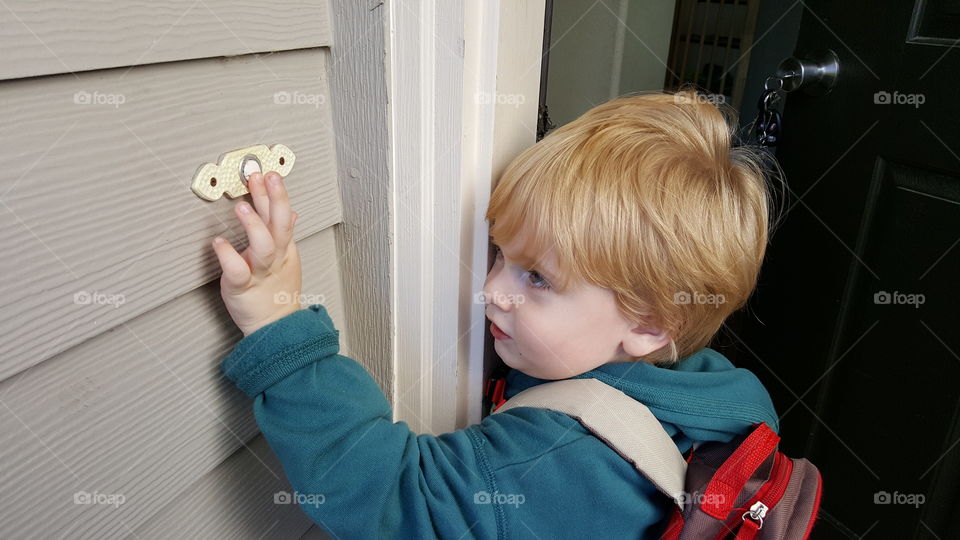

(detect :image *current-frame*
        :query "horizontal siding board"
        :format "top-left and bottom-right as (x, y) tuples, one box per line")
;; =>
(0, 228), (344, 539)
(0, 48), (342, 380)
(133, 435), (315, 539)
(0, 0), (332, 80)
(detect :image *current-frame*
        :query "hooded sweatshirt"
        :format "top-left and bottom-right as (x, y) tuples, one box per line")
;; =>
(222, 304), (780, 539)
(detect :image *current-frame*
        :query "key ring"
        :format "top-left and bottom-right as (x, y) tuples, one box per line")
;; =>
(762, 90), (781, 110)
(764, 76), (784, 92)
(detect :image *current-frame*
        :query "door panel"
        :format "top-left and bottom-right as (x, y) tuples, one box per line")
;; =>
(733, 1), (960, 537)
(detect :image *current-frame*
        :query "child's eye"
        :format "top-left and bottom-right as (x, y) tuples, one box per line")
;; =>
(524, 270), (551, 290)
(492, 243), (551, 290)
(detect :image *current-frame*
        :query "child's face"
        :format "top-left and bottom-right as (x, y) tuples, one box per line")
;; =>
(482, 233), (664, 379)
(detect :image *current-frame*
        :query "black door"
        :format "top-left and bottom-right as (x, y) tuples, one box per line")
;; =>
(727, 1), (960, 538)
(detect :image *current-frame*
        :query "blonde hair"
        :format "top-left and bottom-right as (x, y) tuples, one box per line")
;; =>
(484, 86), (782, 364)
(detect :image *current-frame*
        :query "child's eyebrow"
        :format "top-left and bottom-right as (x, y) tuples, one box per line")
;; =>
(535, 263), (560, 283)
(494, 241), (560, 282)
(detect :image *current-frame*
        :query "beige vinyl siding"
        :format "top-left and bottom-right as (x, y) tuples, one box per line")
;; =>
(0, 48), (341, 380)
(133, 435), (316, 539)
(1, 1), (346, 538)
(0, 229), (345, 538)
(0, 0), (332, 80)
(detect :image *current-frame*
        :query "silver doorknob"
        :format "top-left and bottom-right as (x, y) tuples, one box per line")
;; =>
(776, 49), (840, 96)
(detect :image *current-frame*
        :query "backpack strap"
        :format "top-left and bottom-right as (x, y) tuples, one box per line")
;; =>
(493, 378), (687, 509)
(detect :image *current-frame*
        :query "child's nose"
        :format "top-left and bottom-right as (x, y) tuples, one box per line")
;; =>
(482, 275), (514, 312)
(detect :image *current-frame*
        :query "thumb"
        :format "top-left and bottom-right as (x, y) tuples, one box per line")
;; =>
(212, 237), (252, 290)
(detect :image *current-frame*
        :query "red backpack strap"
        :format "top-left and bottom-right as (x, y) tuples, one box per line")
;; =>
(485, 376), (508, 413)
(661, 506), (685, 540)
(700, 423), (780, 519)
(735, 517), (761, 540)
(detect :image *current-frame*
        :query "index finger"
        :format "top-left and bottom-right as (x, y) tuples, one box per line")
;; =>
(265, 172), (293, 252)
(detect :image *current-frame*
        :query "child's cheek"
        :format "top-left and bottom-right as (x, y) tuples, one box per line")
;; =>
(516, 319), (547, 359)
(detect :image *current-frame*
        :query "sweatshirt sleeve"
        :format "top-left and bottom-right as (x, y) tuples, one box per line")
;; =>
(220, 304), (494, 538)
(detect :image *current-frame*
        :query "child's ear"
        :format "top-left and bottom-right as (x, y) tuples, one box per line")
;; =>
(622, 323), (671, 358)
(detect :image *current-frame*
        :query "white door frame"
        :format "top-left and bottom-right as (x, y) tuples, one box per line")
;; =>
(388, 0), (546, 433)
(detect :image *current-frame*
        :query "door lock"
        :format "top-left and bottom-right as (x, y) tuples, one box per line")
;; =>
(775, 49), (839, 96)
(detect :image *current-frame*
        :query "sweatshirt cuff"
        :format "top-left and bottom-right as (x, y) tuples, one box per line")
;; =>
(221, 304), (340, 398)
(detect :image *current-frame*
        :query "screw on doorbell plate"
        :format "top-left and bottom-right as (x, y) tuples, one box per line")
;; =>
(191, 144), (295, 201)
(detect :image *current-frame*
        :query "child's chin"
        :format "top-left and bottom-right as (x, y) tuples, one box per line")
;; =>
(495, 348), (524, 371)
(507, 361), (559, 380)
(498, 354), (519, 371)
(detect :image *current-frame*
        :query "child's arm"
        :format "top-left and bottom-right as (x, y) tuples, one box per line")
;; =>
(221, 305), (493, 537)
(211, 172), (493, 538)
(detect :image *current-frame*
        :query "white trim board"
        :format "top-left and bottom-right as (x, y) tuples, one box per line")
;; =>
(388, 0), (465, 434)
(389, 0), (545, 434)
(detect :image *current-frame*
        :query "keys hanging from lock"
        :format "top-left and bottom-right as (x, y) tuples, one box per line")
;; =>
(755, 75), (790, 147)
(756, 90), (782, 147)
(748, 50), (841, 146)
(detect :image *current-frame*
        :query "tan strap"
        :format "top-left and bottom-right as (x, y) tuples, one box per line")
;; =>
(493, 378), (687, 508)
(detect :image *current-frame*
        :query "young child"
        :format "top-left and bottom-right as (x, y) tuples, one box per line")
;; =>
(212, 88), (781, 539)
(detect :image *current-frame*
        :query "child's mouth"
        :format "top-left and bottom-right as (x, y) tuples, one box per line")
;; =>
(490, 321), (512, 340)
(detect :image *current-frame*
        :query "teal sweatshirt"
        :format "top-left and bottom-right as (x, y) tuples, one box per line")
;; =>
(221, 304), (780, 539)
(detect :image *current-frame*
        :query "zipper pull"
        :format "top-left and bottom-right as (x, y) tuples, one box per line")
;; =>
(742, 501), (768, 528)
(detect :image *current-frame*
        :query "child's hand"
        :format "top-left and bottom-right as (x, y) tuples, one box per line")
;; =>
(211, 171), (302, 336)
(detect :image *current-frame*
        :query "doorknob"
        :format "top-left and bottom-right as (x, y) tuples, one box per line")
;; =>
(775, 49), (839, 96)
(752, 49), (840, 146)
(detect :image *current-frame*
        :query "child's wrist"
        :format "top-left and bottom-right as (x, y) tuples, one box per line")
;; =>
(241, 303), (303, 336)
